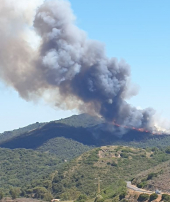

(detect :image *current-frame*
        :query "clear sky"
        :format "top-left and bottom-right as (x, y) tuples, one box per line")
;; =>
(0, 0), (170, 133)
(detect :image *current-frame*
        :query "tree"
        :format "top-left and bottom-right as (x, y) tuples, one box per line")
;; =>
(0, 190), (4, 200)
(76, 194), (88, 202)
(33, 187), (48, 199)
(149, 193), (158, 201)
(147, 173), (157, 180)
(9, 187), (20, 199)
(43, 192), (53, 202)
(112, 195), (119, 202)
(138, 193), (149, 202)
(162, 194), (170, 202)
(60, 188), (81, 200)
(165, 147), (170, 154)
(94, 195), (104, 202)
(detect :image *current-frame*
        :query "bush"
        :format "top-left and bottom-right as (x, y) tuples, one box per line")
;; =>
(120, 153), (128, 158)
(137, 181), (147, 188)
(165, 147), (170, 154)
(147, 173), (157, 180)
(43, 192), (53, 202)
(138, 193), (149, 201)
(162, 194), (170, 202)
(149, 193), (158, 201)
(0, 191), (3, 200)
(111, 161), (117, 167)
(112, 195), (119, 202)
(76, 194), (88, 202)
(33, 187), (48, 199)
(119, 192), (126, 200)
(9, 187), (20, 199)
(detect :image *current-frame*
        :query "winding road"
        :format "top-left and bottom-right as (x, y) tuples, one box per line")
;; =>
(126, 181), (153, 194)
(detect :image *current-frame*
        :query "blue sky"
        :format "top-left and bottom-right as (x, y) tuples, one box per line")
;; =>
(0, 0), (170, 132)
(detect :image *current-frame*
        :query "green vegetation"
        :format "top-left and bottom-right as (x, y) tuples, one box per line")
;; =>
(0, 190), (4, 200)
(162, 194), (170, 202)
(0, 148), (62, 196)
(55, 113), (103, 128)
(149, 193), (158, 201)
(137, 180), (147, 189)
(75, 194), (88, 202)
(165, 147), (170, 154)
(94, 195), (104, 202)
(38, 137), (92, 160)
(0, 122), (44, 143)
(2, 114), (170, 154)
(10, 187), (20, 199)
(138, 194), (149, 201)
(147, 172), (158, 180)
(47, 146), (170, 199)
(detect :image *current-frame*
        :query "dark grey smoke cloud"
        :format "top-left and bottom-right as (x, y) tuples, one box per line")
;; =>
(0, 0), (155, 131)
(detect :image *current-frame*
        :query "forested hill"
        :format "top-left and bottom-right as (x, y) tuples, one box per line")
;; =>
(0, 114), (102, 144)
(0, 147), (62, 193)
(44, 145), (170, 200)
(1, 114), (170, 156)
(2, 145), (170, 201)
(0, 122), (45, 143)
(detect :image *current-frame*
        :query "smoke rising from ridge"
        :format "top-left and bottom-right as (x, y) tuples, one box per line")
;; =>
(0, 0), (157, 131)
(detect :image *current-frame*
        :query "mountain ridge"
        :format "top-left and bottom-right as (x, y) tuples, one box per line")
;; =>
(1, 114), (170, 155)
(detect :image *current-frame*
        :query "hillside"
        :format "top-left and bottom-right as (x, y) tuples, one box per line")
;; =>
(1, 114), (170, 161)
(132, 148), (170, 193)
(0, 122), (45, 143)
(0, 148), (62, 195)
(1, 145), (170, 201)
(48, 146), (170, 200)
(0, 114), (102, 144)
(37, 137), (93, 160)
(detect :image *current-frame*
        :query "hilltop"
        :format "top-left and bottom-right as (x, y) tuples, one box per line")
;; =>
(1, 114), (170, 160)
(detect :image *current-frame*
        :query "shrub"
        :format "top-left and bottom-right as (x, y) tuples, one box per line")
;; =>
(9, 187), (20, 199)
(76, 194), (88, 202)
(162, 194), (170, 202)
(147, 173), (157, 180)
(0, 191), (3, 200)
(119, 192), (126, 200)
(137, 181), (147, 188)
(138, 193), (149, 201)
(165, 147), (170, 154)
(112, 195), (119, 202)
(43, 192), (53, 202)
(149, 193), (158, 201)
(120, 153), (128, 158)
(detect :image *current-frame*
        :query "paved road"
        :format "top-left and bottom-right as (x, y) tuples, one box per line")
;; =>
(126, 181), (153, 194)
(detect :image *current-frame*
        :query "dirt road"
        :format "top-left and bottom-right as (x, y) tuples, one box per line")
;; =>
(126, 181), (153, 194)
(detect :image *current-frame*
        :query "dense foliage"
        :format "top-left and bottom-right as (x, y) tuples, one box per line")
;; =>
(149, 193), (158, 201)
(2, 114), (170, 153)
(48, 146), (170, 199)
(0, 148), (62, 196)
(0, 122), (44, 143)
(138, 194), (149, 202)
(162, 194), (170, 202)
(0, 145), (170, 201)
(38, 137), (92, 160)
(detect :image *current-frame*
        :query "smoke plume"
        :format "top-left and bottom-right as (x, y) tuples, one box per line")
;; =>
(0, 0), (156, 131)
